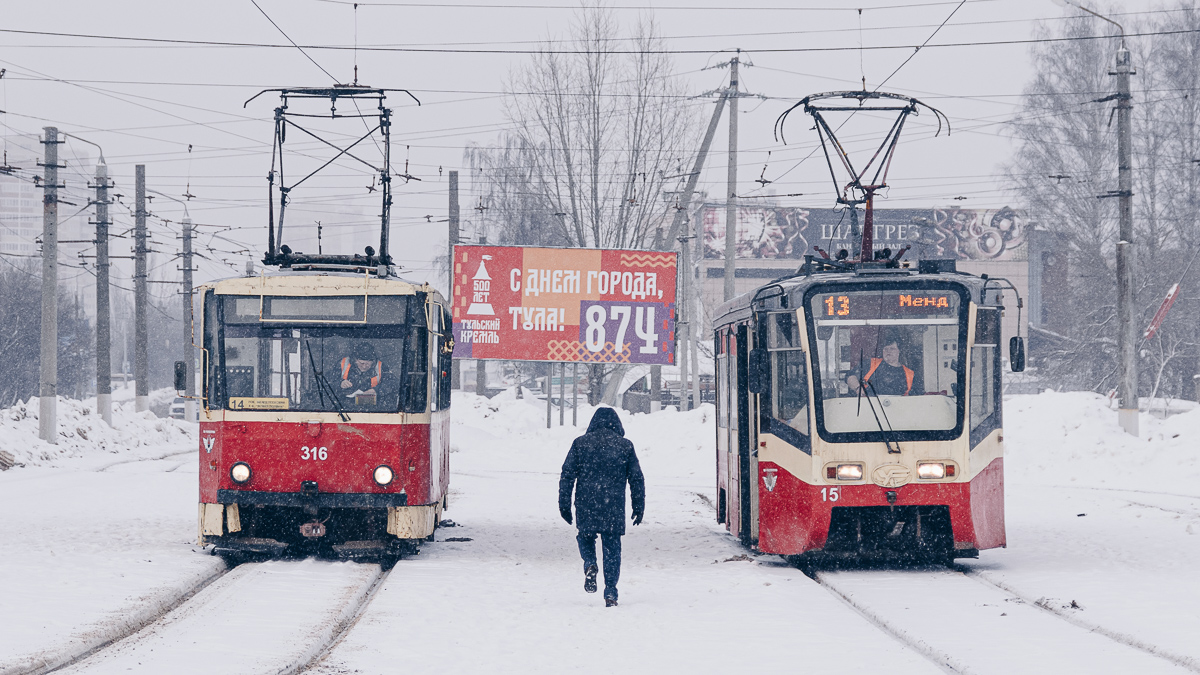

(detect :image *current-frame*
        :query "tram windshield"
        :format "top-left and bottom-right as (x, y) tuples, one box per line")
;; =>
(807, 287), (965, 439)
(206, 294), (427, 414)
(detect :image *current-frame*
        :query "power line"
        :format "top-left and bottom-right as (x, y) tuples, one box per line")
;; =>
(0, 26), (1195, 55)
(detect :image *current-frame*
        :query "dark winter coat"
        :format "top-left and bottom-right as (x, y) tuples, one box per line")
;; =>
(559, 408), (646, 535)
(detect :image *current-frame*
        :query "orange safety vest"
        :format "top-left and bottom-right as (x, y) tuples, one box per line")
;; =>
(863, 357), (914, 396)
(341, 357), (382, 388)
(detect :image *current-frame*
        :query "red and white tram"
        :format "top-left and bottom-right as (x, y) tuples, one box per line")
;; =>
(194, 268), (452, 558)
(192, 86), (451, 559)
(713, 257), (1022, 563)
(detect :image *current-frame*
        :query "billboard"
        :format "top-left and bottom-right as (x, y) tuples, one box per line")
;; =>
(701, 205), (1027, 262)
(451, 245), (677, 364)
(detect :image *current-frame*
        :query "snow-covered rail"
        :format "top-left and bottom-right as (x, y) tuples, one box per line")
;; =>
(4, 564), (229, 675)
(50, 560), (386, 675)
(809, 567), (1195, 675)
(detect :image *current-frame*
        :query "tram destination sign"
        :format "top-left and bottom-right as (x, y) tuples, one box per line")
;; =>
(814, 290), (960, 321)
(451, 245), (677, 364)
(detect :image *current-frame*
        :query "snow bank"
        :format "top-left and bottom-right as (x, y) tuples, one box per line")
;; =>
(1004, 391), (1200, 491)
(0, 393), (195, 469)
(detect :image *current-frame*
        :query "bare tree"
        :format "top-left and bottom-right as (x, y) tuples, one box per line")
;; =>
(1009, 6), (1200, 400)
(466, 5), (697, 402)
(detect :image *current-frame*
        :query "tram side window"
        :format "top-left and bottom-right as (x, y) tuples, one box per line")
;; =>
(970, 308), (1000, 431)
(766, 312), (808, 434)
(203, 290), (219, 407)
(438, 306), (453, 411)
(716, 333), (728, 429)
(401, 298), (429, 413)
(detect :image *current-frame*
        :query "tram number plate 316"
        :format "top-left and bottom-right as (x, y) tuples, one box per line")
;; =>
(301, 446), (329, 461)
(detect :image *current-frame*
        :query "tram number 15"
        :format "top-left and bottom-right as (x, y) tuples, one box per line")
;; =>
(301, 446), (328, 461)
(820, 487), (841, 502)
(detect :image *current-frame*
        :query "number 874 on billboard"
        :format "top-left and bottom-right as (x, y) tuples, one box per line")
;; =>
(450, 245), (677, 365)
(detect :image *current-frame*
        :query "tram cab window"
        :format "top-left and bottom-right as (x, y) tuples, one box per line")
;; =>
(212, 294), (412, 413)
(808, 289), (964, 437)
(765, 311), (809, 434)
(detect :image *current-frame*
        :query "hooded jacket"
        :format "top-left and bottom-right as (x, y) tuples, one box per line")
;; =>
(559, 407), (646, 535)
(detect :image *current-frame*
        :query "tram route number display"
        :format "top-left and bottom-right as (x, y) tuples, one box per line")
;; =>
(451, 245), (677, 364)
(817, 291), (958, 320)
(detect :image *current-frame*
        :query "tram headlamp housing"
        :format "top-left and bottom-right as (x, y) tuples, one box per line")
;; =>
(230, 462), (252, 484)
(917, 462), (947, 480)
(826, 463), (864, 481)
(373, 465), (395, 486)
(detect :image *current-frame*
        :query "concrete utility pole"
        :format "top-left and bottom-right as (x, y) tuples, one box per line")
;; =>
(134, 165), (149, 413)
(181, 217), (196, 422)
(94, 160), (113, 426)
(448, 170), (461, 390)
(678, 231), (692, 411)
(1114, 45), (1139, 436)
(723, 52), (740, 302)
(1068, 0), (1139, 436)
(38, 127), (61, 443)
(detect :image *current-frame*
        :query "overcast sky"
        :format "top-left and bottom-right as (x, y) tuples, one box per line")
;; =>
(0, 0), (1159, 295)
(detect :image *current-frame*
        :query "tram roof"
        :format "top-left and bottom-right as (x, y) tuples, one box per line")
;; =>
(713, 264), (994, 328)
(199, 267), (444, 302)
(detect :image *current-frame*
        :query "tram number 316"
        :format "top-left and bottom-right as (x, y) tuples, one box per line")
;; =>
(820, 487), (841, 502)
(301, 446), (328, 461)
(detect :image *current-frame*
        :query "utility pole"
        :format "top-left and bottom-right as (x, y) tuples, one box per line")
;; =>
(723, 52), (740, 302)
(690, 210), (703, 408)
(94, 159), (113, 426)
(448, 170), (461, 390)
(38, 127), (61, 443)
(678, 231), (692, 411)
(181, 217), (195, 422)
(134, 165), (149, 413)
(1114, 45), (1139, 436)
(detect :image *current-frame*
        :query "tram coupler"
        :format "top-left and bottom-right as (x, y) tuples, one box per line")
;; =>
(300, 521), (327, 538)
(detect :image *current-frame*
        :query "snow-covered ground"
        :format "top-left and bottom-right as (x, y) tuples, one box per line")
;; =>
(2, 390), (1199, 674)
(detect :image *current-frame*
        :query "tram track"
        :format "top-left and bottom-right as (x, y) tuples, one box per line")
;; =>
(42, 560), (390, 675)
(8, 563), (231, 675)
(804, 564), (1198, 675)
(959, 566), (1200, 673)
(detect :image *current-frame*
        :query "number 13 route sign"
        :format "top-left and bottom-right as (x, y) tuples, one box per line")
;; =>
(451, 245), (677, 364)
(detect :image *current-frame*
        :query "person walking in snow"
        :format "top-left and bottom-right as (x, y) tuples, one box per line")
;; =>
(559, 407), (645, 607)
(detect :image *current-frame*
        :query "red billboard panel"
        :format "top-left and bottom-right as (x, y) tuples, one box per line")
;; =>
(451, 245), (677, 364)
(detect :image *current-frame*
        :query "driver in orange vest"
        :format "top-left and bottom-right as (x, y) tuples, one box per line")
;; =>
(339, 341), (387, 398)
(846, 339), (915, 396)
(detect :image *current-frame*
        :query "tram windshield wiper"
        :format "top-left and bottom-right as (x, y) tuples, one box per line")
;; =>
(851, 350), (901, 454)
(306, 340), (350, 422)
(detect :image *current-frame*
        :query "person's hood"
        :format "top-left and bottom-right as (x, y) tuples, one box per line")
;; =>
(586, 407), (625, 436)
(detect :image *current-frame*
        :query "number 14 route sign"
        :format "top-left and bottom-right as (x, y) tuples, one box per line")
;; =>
(451, 245), (677, 364)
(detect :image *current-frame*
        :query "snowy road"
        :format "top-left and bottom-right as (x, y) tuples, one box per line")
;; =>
(4, 391), (1200, 674)
(59, 560), (383, 675)
(814, 567), (1191, 674)
(0, 450), (225, 675)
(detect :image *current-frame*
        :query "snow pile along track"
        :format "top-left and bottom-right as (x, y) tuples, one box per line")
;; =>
(56, 560), (384, 675)
(812, 567), (1195, 674)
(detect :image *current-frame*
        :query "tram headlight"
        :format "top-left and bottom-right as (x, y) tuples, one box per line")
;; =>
(230, 462), (252, 484)
(917, 462), (946, 480)
(829, 464), (863, 481)
(373, 465), (395, 486)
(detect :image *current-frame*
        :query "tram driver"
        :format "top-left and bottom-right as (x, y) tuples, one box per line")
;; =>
(335, 341), (393, 404)
(845, 336), (917, 397)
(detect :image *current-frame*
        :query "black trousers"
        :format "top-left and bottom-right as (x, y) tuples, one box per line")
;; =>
(576, 531), (621, 599)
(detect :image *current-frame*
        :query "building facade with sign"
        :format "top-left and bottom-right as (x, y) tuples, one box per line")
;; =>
(693, 204), (1032, 343)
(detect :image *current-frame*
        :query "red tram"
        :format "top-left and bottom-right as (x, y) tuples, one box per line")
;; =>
(713, 257), (1022, 563)
(194, 270), (451, 558)
(191, 86), (451, 559)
